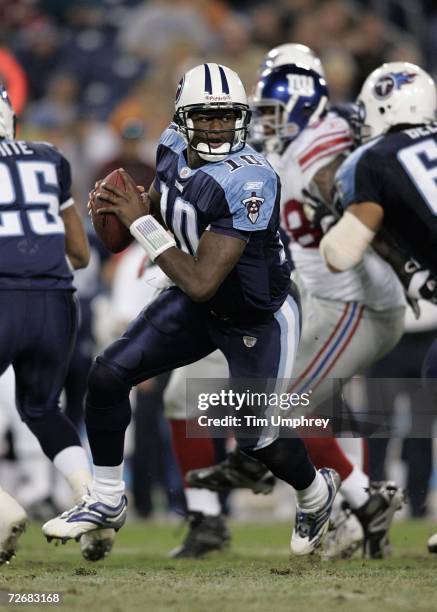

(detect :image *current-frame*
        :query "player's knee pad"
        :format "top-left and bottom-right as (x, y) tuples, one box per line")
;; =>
(87, 359), (131, 407)
(85, 360), (132, 432)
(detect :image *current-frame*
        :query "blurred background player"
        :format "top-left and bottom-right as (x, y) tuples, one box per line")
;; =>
(0, 85), (113, 563)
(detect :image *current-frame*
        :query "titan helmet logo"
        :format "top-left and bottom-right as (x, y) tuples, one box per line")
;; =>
(373, 72), (417, 100)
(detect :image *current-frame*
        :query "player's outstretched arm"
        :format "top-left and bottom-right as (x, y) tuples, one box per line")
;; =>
(61, 204), (90, 269)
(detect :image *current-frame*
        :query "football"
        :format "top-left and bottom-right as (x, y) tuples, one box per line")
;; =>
(91, 168), (134, 253)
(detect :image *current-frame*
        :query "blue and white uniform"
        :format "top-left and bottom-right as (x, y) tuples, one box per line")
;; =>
(0, 139), (78, 420)
(96, 125), (300, 448)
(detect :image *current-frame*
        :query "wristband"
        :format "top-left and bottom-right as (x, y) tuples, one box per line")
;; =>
(130, 215), (176, 261)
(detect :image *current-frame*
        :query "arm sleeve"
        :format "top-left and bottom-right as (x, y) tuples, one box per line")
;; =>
(209, 169), (279, 240)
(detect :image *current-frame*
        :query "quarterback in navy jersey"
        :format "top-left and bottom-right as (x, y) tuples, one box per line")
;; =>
(0, 86), (113, 564)
(43, 63), (340, 557)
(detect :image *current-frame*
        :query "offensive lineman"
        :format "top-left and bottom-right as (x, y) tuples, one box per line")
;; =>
(0, 85), (113, 563)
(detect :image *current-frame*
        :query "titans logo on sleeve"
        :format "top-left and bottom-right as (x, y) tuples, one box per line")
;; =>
(153, 125), (291, 318)
(0, 140), (74, 290)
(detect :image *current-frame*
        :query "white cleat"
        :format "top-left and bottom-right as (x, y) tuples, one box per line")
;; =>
(0, 490), (27, 565)
(291, 468), (341, 556)
(427, 533), (437, 554)
(80, 529), (115, 561)
(42, 493), (127, 543)
(320, 506), (364, 560)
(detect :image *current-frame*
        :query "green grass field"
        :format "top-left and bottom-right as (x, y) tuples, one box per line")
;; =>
(1, 521), (437, 612)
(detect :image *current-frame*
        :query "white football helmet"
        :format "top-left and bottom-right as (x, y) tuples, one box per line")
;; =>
(0, 84), (15, 140)
(174, 63), (251, 162)
(358, 61), (437, 142)
(260, 43), (325, 78)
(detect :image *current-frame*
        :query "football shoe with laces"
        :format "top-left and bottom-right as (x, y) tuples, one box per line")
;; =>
(291, 468), (341, 556)
(320, 503), (364, 560)
(80, 529), (116, 561)
(0, 491), (27, 565)
(169, 512), (230, 559)
(352, 481), (405, 559)
(186, 449), (275, 495)
(42, 494), (127, 543)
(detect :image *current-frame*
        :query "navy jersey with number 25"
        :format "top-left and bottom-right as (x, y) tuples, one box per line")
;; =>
(336, 123), (437, 274)
(153, 125), (291, 319)
(0, 139), (74, 290)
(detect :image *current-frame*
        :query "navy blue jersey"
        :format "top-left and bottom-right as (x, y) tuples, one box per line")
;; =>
(335, 123), (437, 274)
(153, 125), (291, 318)
(0, 139), (74, 290)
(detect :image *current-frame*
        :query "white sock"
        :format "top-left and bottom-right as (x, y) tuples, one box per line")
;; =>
(53, 446), (92, 502)
(340, 466), (369, 509)
(295, 470), (329, 512)
(185, 488), (221, 516)
(91, 463), (125, 507)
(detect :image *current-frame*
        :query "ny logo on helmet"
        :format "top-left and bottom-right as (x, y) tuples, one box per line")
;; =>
(286, 74), (315, 96)
(242, 192), (264, 224)
(373, 72), (417, 99)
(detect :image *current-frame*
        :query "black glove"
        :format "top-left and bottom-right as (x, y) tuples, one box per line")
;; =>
(404, 258), (437, 303)
(302, 188), (336, 233)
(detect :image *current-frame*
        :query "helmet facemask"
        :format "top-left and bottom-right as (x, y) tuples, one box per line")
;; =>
(250, 98), (316, 153)
(174, 103), (251, 162)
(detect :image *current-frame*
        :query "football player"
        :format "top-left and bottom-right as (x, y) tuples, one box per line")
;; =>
(318, 60), (437, 552)
(187, 46), (406, 559)
(0, 85), (113, 563)
(43, 63), (341, 557)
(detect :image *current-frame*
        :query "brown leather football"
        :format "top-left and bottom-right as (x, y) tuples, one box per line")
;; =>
(91, 169), (134, 253)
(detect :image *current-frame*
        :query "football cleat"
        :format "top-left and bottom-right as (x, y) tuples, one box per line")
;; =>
(320, 504), (364, 560)
(186, 449), (275, 495)
(291, 468), (341, 556)
(0, 491), (27, 565)
(352, 481), (405, 559)
(427, 533), (437, 554)
(169, 512), (230, 559)
(80, 529), (115, 561)
(42, 494), (127, 542)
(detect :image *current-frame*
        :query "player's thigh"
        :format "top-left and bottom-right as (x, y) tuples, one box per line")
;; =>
(215, 294), (300, 384)
(164, 350), (229, 419)
(99, 288), (216, 387)
(13, 291), (78, 418)
(0, 292), (26, 375)
(211, 295), (300, 448)
(292, 295), (405, 406)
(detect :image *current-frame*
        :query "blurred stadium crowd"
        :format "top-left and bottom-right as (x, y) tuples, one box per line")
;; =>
(1, 0), (437, 523)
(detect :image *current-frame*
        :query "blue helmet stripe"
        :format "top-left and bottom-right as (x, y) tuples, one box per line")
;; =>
(218, 66), (230, 94)
(204, 64), (212, 94)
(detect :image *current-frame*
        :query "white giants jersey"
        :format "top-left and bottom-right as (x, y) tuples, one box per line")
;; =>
(268, 112), (405, 310)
